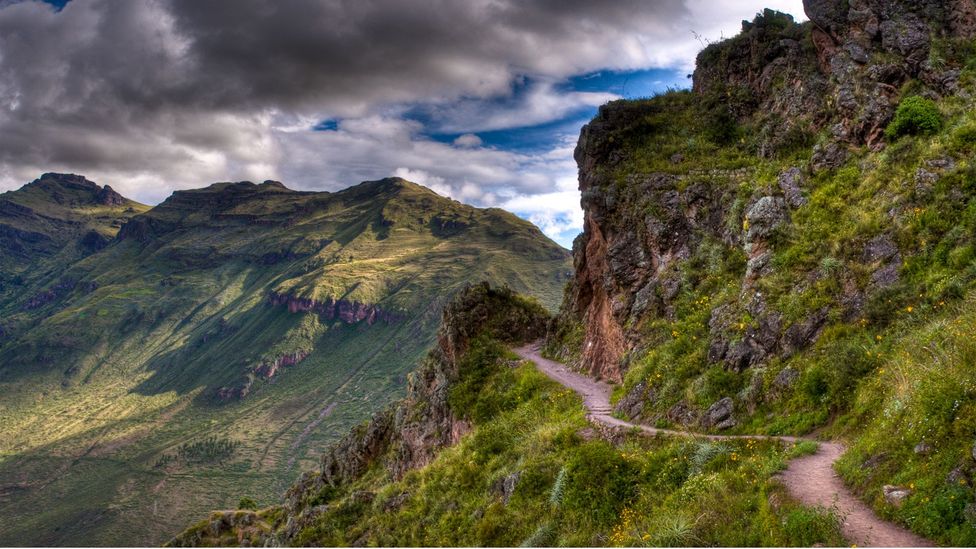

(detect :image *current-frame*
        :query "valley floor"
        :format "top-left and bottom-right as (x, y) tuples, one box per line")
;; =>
(513, 343), (933, 548)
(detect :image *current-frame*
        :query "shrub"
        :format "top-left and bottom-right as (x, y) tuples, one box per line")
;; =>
(561, 443), (638, 525)
(886, 96), (943, 139)
(781, 506), (844, 546)
(237, 497), (258, 510)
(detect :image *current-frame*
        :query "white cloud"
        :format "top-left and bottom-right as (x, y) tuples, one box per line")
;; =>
(453, 133), (482, 148)
(423, 81), (618, 134)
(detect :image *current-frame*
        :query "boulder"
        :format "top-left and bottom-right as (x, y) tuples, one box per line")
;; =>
(769, 366), (800, 401)
(614, 380), (651, 419)
(882, 484), (912, 507)
(667, 401), (699, 426)
(702, 397), (735, 430)
(778, 167), (808, 208)
(745, 197), (789, 244)
(810, 141), (849, 173)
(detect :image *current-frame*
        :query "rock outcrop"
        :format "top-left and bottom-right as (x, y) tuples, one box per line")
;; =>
(549, 0), (975, 421)
(267, 291), (399, 325)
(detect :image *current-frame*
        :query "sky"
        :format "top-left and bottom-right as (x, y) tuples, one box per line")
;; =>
(0, 0), (806, 248)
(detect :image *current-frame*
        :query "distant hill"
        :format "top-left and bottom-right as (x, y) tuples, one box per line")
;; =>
(0, 173), (570, 546)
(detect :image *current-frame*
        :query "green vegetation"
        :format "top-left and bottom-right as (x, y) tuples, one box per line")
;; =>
(545, 28), (976, 546)
(835, 297), (976, 546)
(242, 338), (844, 547)
(0, 176), (569, 545)
(886, 96), (944, 140)
(237, 497), (258, 511)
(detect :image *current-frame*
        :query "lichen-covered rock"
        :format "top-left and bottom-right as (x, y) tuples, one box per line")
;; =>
(770, 366), (800, 400)
(667, 401), (699, 427)
(701, 397), (736, 430)
(778, 167), (808, 208)
(614, 380), (652, 420)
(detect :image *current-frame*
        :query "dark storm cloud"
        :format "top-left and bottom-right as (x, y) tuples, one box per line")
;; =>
(163, 0), (689, 111)
(0, 0), (699, 191)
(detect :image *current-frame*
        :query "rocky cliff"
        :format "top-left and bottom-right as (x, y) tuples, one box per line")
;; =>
(550, 0), (976, 391)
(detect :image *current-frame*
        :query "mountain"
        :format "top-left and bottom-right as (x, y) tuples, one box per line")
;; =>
(0, 172), (148, 291)
(178, 1), (976, 546)
(0, 175), (570, 546)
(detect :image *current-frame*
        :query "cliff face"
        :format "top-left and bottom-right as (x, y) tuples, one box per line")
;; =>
(553, 0), (976, 384)
(267, 291), (399, 325)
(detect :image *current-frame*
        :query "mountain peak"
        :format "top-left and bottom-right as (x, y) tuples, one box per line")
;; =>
(189, 180), (297, 195)
(11, 172), (139, 209)
(36, 172), (99, 189)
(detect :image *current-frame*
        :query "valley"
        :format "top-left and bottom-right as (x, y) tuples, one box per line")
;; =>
(0, 175), (570, 545)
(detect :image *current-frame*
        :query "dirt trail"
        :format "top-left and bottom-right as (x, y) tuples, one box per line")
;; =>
(513, 343), (933, 548)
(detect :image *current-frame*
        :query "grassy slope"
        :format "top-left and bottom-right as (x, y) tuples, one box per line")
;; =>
(0, 177), (569, 545)
(575, 41), (976, 547)
(188, 337), (844, 547)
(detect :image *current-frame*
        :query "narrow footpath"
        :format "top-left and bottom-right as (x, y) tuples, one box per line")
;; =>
(513, 343), (933, 548)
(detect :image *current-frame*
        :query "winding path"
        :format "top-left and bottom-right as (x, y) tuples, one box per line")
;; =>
(513, 343), (933, 548)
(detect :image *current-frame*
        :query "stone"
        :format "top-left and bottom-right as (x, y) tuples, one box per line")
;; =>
(810, 141), (848, 173)
(739, 368), (766, 413)
(702, 397), (735, 429)
(715, 417), (738, 430)
(491, 472), (521, 504)
(913, 442), (932, 455)
(947, 466), (970, 487)
(926, 157), (956, 170)
(778, 167), (808, 208)
(745, 196), (789, 244)
(863, 234), (898, 263)
(782, 308), (828, 356)
(667, 401), (699, 426)
(773, 366), (800, 392)
(870, 261), (901, 288)
(725, 339), (765, 373)
(845, 42), (870, 64)
(879, 16), (930, 68)
(882, 484), (912, 507)
(614, 381), (651, 419)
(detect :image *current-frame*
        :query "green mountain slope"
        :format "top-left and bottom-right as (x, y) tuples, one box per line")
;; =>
(0, 175), (569, 546)
(0, 173), (148, 303)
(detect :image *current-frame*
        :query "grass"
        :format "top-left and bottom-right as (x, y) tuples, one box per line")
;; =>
(257, 338), (846, 547)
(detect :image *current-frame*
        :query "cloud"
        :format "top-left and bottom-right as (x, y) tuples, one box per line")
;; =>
(452, 134), (482, 148)
(413, 80), (618, 134)
(0, 0), (807, 246)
